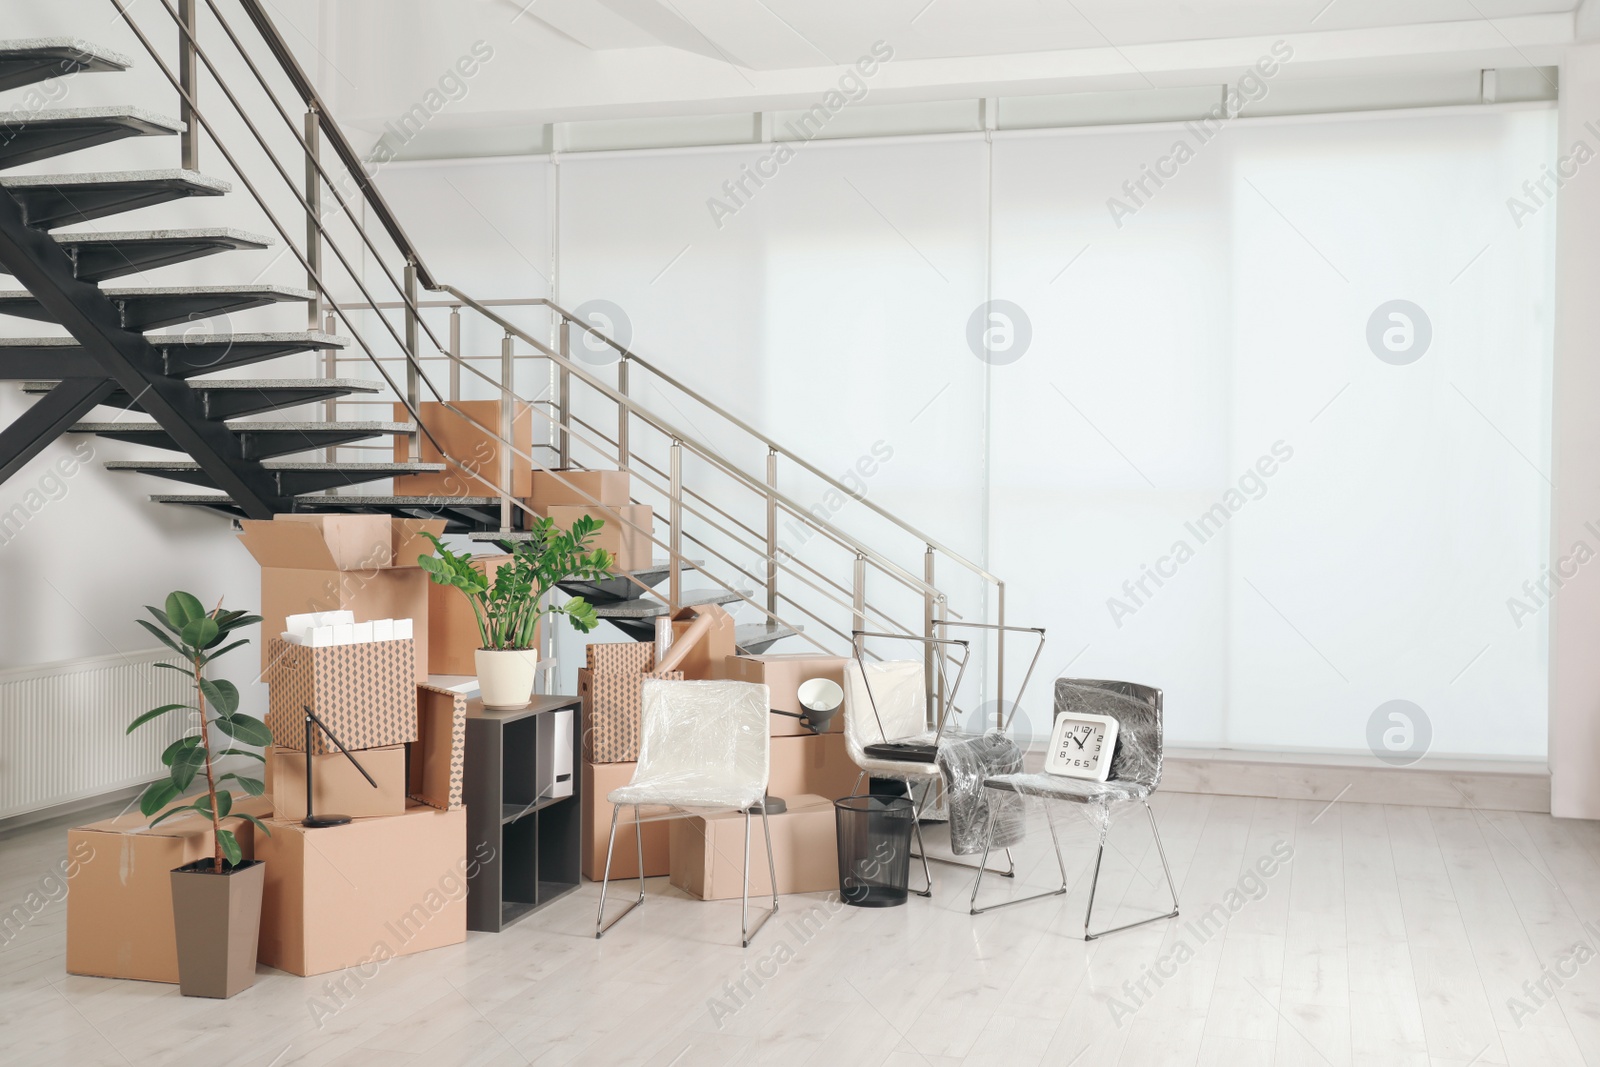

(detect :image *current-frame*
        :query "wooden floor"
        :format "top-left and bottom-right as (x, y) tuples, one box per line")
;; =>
(7, 790), (1600, 1066)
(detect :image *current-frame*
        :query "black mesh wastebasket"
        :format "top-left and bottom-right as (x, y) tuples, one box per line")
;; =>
(834, 794), (916, 907)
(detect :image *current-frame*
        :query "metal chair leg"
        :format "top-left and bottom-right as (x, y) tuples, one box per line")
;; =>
(904, 780), (934, 897)
(970, 796), (1069, 915)
(740, 802), (779, 947)
(596, 803), (646, 939)
(904, 776), (1015, 879)
(1082, 801), (1181, 941)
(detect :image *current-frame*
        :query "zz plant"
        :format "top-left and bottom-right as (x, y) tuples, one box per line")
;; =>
(419, 515), (615, 648)
(128, 592), (272, 872)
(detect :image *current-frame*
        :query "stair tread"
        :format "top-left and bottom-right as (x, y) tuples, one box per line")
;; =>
(72, 420), (414, 432)
(0, 105), (181, 128)
(0, 168), (229, 193)
(106, 460), (444, 471)
(735, 621), (801, 650)
(49, 227), (271, 246)
(594, 589), (744, 618)
(0, 331), (347, 349)
(0, 38), (134, 67)
(22, 376), (378, 392)
(0, 283), (316, 299)
(149, 493), (503, 505)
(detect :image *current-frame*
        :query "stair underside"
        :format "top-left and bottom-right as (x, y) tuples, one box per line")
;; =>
(109, 460), (443, 494)
(149, 494), (510, 532)
(0, 284), (315, 330)
(23, 376), (379, 418)
(71, 420), (414, 460)
(0, 332), (346, 379)
(0, 107), (183, 170)
(30, 228), (272, 282)
(0, 39), (132, 92)
(0, 170), (229, 230)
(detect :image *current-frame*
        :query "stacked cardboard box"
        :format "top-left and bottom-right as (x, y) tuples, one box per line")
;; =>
(724, 652), (849, 736)
(392, 399), (536, 498)
(524, 469), (652, 571)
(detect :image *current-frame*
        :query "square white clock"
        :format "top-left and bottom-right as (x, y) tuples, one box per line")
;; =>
(1045, 713), (1120, 781)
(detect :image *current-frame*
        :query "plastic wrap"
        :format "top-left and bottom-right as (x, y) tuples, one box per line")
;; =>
(984, 679), (1164, 837)
(607, 679), (771, 810)
(937, 732), (1027, 855)
(842, 659), (938, 775)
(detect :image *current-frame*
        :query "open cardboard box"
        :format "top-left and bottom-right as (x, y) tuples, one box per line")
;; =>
(238, 515), (445, 683)
(66, 794), (273, 983)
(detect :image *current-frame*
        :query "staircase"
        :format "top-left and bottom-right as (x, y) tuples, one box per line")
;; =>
(0, 10), (1021, 706)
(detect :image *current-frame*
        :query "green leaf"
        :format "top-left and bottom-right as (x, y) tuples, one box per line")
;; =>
(165, 591), (206, 631)
(151, 661), (191, 675)
(215, 747), (266, 762)
(145, 604), (175, 634)
(217, 828), (242, 868)
(198, 639), (249, 665)
(192, 792), (231, 820)
(215, 714), (272, 747)
(218, 773), (265, 796)
(237, 812), (272, 839)
(136, 619), (188, 657)
(127, 703), (190, 734)
(169, 744), (206, 790)
(139, 779), (181, 818)
(150, 801), (201, 828)
(161, 735), (201, 766)
(180, 616), (219, 651)
(198, 678), (240, 717)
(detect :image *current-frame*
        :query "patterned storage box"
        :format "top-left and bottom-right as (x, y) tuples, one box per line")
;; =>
(411, 683), (468, 811)
(586, 641), (656, 673)
(578, 666), (684, 763)
(265, 636), (419, 755)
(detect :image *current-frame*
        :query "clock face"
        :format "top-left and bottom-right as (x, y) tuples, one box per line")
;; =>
(1045, 714), (1119, 781)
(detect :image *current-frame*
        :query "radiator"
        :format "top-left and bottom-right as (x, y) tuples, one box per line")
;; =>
(0, 648), (191, 821)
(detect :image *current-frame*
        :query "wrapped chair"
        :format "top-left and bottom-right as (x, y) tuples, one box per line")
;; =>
(594, 679), (778, 947)
(969, 678), (1180, 940)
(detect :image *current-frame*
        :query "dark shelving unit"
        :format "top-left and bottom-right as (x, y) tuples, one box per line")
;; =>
(464, 692), (583, 933)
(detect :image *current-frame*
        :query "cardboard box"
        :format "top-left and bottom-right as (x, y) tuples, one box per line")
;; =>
(255, 804), (467, 977)
(670, 794), (840, 900)
(66, 795), (272, 983)
(412, 682), (468, 811)
(724, 653), (849, 735)
(667, 604), (736, 681)
(528, 469), (631, 513)
(392, 399), (535, 498)
(239, 515), (444, 682)
(581, 759), (671, 881)
(769, 733), (861, 802)
(534, 504), (653, 571)
(428, 554), (539, 676)
(587, 641), (656, 673)
(265, 635), (419, 755)
(578, 666), (685, 763)
(265, 744), (408, 822)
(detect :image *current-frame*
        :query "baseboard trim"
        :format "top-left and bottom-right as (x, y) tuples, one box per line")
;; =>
(1162, 749), (1550, 813)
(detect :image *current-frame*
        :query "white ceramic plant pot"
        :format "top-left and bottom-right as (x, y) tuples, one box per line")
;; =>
(475, 648), (539, 710)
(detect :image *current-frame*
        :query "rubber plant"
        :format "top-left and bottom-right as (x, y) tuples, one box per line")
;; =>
(128, 591), (272, 871)
(419, 515), (615, 646)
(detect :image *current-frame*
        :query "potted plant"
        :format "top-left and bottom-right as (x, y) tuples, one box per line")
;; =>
(420, 515), (614, 709)
(129, 591), (273, 999)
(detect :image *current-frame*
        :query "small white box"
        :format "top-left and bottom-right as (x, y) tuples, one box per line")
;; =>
(394, 618), (414, 640)
(308, 625), (335, 648)
(371, 619), (395, 642)
(352, 622), (374, 643)
(331, 623), (355, 645)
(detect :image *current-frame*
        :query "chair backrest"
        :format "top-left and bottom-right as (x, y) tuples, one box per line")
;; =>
(841, 659), (927, 763)
(632, 679), (770, 808)
(1055, 678), (1164, 792)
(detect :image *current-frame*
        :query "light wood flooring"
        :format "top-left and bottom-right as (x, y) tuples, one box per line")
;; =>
(6, 789), (1600, 1066)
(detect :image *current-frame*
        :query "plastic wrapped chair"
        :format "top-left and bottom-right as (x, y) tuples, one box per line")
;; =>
(594, 679), (778, 947)
(969, 678), (1180, 940)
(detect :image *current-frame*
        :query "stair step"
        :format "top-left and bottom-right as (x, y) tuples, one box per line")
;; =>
(0, 39), (132, 92)
(558, 561), (700, 603)
(592, 589), (744, 620)
(22, 375), (380, 418)
(107, 459), (444, 494)
(69, 420), (414, 460)
(0, 107), (182, 170)
(149, 493), (508, 532)
(0, 284), (315, 331)
(0, 331), (345, 379)
(25, 228), (272, 283)
(0, 170), (229, 230)
(735, 621), (801, 654)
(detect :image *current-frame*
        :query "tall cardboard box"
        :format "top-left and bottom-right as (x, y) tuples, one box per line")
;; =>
(428, 554), (540, 676)
(581, 759), (671, 880)
(535, 504), (653, 571)
(392, 399), (535, 498)
(255, 804), (467, 977)
(239, 515), (444, 683)
(669, 795), (840, 899)
(528, 469), (631, 514)
(265, 744), (408, 821)
(67, 795), (271, 983)
(667, 603), (736, 681)
(724, 653), (848, 735)
(769, 733), (861, 802)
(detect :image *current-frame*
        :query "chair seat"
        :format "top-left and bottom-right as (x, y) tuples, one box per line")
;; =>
(608, 781), (764, 810)
(982, 772), (1151, 804)
(853, 730), (943, 780)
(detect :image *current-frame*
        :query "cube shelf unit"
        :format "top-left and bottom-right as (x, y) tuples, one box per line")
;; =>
(464, 693), (582, 932)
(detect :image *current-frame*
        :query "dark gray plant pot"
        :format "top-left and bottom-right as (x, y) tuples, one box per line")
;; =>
(169, 858), (265, 999)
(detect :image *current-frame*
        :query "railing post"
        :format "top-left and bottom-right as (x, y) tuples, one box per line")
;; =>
(616, 357), (629, 466)
(448, 307), (461, 402)
(404, 262), (421, 458)
(996, 581), (1006, 727)
(558, 319), (572, 470)
(924, 545), (936, 715)
(178, 0), (198, 170)
(322, 309), (337, 484)
(500, 332), (514, 534)
(669, 439), (683, 613)
(852, 554), (866, 633)
(304, 107), (320, 328)
(765, 449), (778, 616)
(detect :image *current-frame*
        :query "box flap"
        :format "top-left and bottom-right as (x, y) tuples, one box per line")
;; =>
(74, 792), (270, 838)
(238, 519), (341, 571)
(393, 519), (448, 570)
(275, 514), (396, 569)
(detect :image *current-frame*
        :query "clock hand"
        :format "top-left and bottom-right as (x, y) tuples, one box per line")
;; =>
(1073, 732), (1086, 749)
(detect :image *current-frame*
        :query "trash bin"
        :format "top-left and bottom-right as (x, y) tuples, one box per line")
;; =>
(834, 794), (916, 907)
